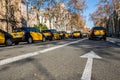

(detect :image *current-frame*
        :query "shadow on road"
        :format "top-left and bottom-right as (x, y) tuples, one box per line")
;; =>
(0, 57), (56, 80)
(69, 39), (120, 61)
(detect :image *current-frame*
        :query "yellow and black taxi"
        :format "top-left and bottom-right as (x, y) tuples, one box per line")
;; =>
(82, 32), (89, 37)
(11, 27), (46, 45)
(58, 31), (69, 39)
(0, 29), (13, 46)
(88, 27), (106, 40)
(42, 29), (60, 40)
(71, 31), (82, 38)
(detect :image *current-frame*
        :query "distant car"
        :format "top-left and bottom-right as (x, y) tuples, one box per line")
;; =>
(0, 29), (13, 46)
(82, 32), (89, 37)
(58, 31), (69, 39)
(42, 29), (60, 40)
(11, 27), (46, 45)
(71, 31), (82, 38)
(88, 27), (106, 40)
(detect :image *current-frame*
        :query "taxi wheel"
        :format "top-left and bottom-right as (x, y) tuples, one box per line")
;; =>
(50, 37), (54, 41)
(15, 42), (19, 45)
(5, 39), (12, 46)
(27, 37), (33, 44)
(72, 36), (74, 39)
(42, 37), (46, 42)
(103, 37), (106, 41)
(59, 37), (62, 40)
(89, 38), (92, 40)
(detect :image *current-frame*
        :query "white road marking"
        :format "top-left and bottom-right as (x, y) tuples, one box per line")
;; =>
(80, 51), (102, 80)
(117, 43), (120, 46)
(107, 40), (120, 46)
(0, 38), (87, 66)
(107, 40), (116, 43)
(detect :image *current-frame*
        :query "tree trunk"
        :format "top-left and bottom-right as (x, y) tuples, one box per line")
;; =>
(5, 0), (9, 32)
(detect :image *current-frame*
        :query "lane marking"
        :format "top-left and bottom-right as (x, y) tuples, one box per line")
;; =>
(109, 41), (115, 43)
(107, 40), (120, 46)
(80, 51), (102, 80)
(107, 40), (116, 43)
(0, 38), (87, 66)
(117, 43), (120, 46)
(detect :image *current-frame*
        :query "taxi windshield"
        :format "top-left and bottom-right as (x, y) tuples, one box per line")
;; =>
(13, 28), (22, 32)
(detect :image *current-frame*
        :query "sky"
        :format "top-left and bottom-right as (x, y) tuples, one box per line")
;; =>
(83, 0), (98, 28)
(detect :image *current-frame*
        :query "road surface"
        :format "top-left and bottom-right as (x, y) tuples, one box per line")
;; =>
(0, 38), (120, 80)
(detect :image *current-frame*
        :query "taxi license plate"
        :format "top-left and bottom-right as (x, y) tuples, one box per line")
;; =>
(98, 36), (102, 38)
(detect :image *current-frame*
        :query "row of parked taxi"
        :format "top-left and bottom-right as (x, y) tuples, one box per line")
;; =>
(0, 27), (87, 46)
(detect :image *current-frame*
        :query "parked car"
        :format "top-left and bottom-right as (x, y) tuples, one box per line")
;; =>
(58, 31), (69, 39)
(42, 29), (60, 40)
(71, 31), (82, 38)
(88, 27), (106, 40)
(11, 27), (46, 45)
(0, 29), (13, 46)
(82, 32), (89, 37)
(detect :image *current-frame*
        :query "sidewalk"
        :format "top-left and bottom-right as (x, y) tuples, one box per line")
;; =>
(107, 37), (120, 46)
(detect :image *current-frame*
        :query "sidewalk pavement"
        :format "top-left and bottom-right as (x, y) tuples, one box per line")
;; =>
(107, 37), (120, 46)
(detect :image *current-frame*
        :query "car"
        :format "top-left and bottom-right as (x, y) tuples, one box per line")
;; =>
(11, 27), (46, 45)
(82, 32), (89, 37)
(64, 32), (70, 39)
(42, 29), (60, 40)
(71, 31), (82, 38)
(58, 31), (69, 39)
(0, 29), (13, 46)
(88, 27), (106, 40)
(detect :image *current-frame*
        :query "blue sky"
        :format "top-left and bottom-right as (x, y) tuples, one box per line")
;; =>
(84, 0), (98, 28)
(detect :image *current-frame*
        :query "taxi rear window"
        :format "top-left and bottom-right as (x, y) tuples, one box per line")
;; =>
(42, 30), (50, 33)
(0, 29), (3, 32)
(13, 28), (22, 32)
(42, 30), (57, 33)
(74, 31), (81, 33)
(51, 30), (57, 33)
(93, 27), (105, 30)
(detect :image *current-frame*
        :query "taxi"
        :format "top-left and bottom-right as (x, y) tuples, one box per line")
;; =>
(71, 31), (82, 38)
(58, 31), (69, 39)
(42, 29), (60, 40)
(0, 29), (13, 46)
(89, 27), (106, 40)
(82, 32), (89, 37)
(11, 27), (46, 45)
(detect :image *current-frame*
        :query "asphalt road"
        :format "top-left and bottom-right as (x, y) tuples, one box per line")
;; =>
(0, 38), (120, 80)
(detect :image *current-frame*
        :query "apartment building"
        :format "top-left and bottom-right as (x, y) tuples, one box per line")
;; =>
(0, 0), (23, 32)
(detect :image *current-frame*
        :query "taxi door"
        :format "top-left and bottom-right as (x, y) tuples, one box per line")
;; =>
(54, 32), (59, 40)
(30, 29), (39, 41)
(38, 32), (43, 40)
(0, 31), (5, 44)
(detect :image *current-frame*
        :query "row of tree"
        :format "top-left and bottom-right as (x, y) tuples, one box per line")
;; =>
(90, 0), (120, 37)
(27, 0), (87, 31)
(90, 0), (119, 27)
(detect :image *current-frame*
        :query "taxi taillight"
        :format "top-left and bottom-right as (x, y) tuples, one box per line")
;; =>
(103, 30), (106, 33)
(93, 30), (97, 32)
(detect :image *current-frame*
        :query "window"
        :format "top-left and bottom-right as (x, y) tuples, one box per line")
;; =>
(30, 28), (40, 33)
(51, 30), (57, 33)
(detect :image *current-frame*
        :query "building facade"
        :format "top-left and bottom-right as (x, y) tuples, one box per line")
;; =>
(0, 0), (24, 32)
